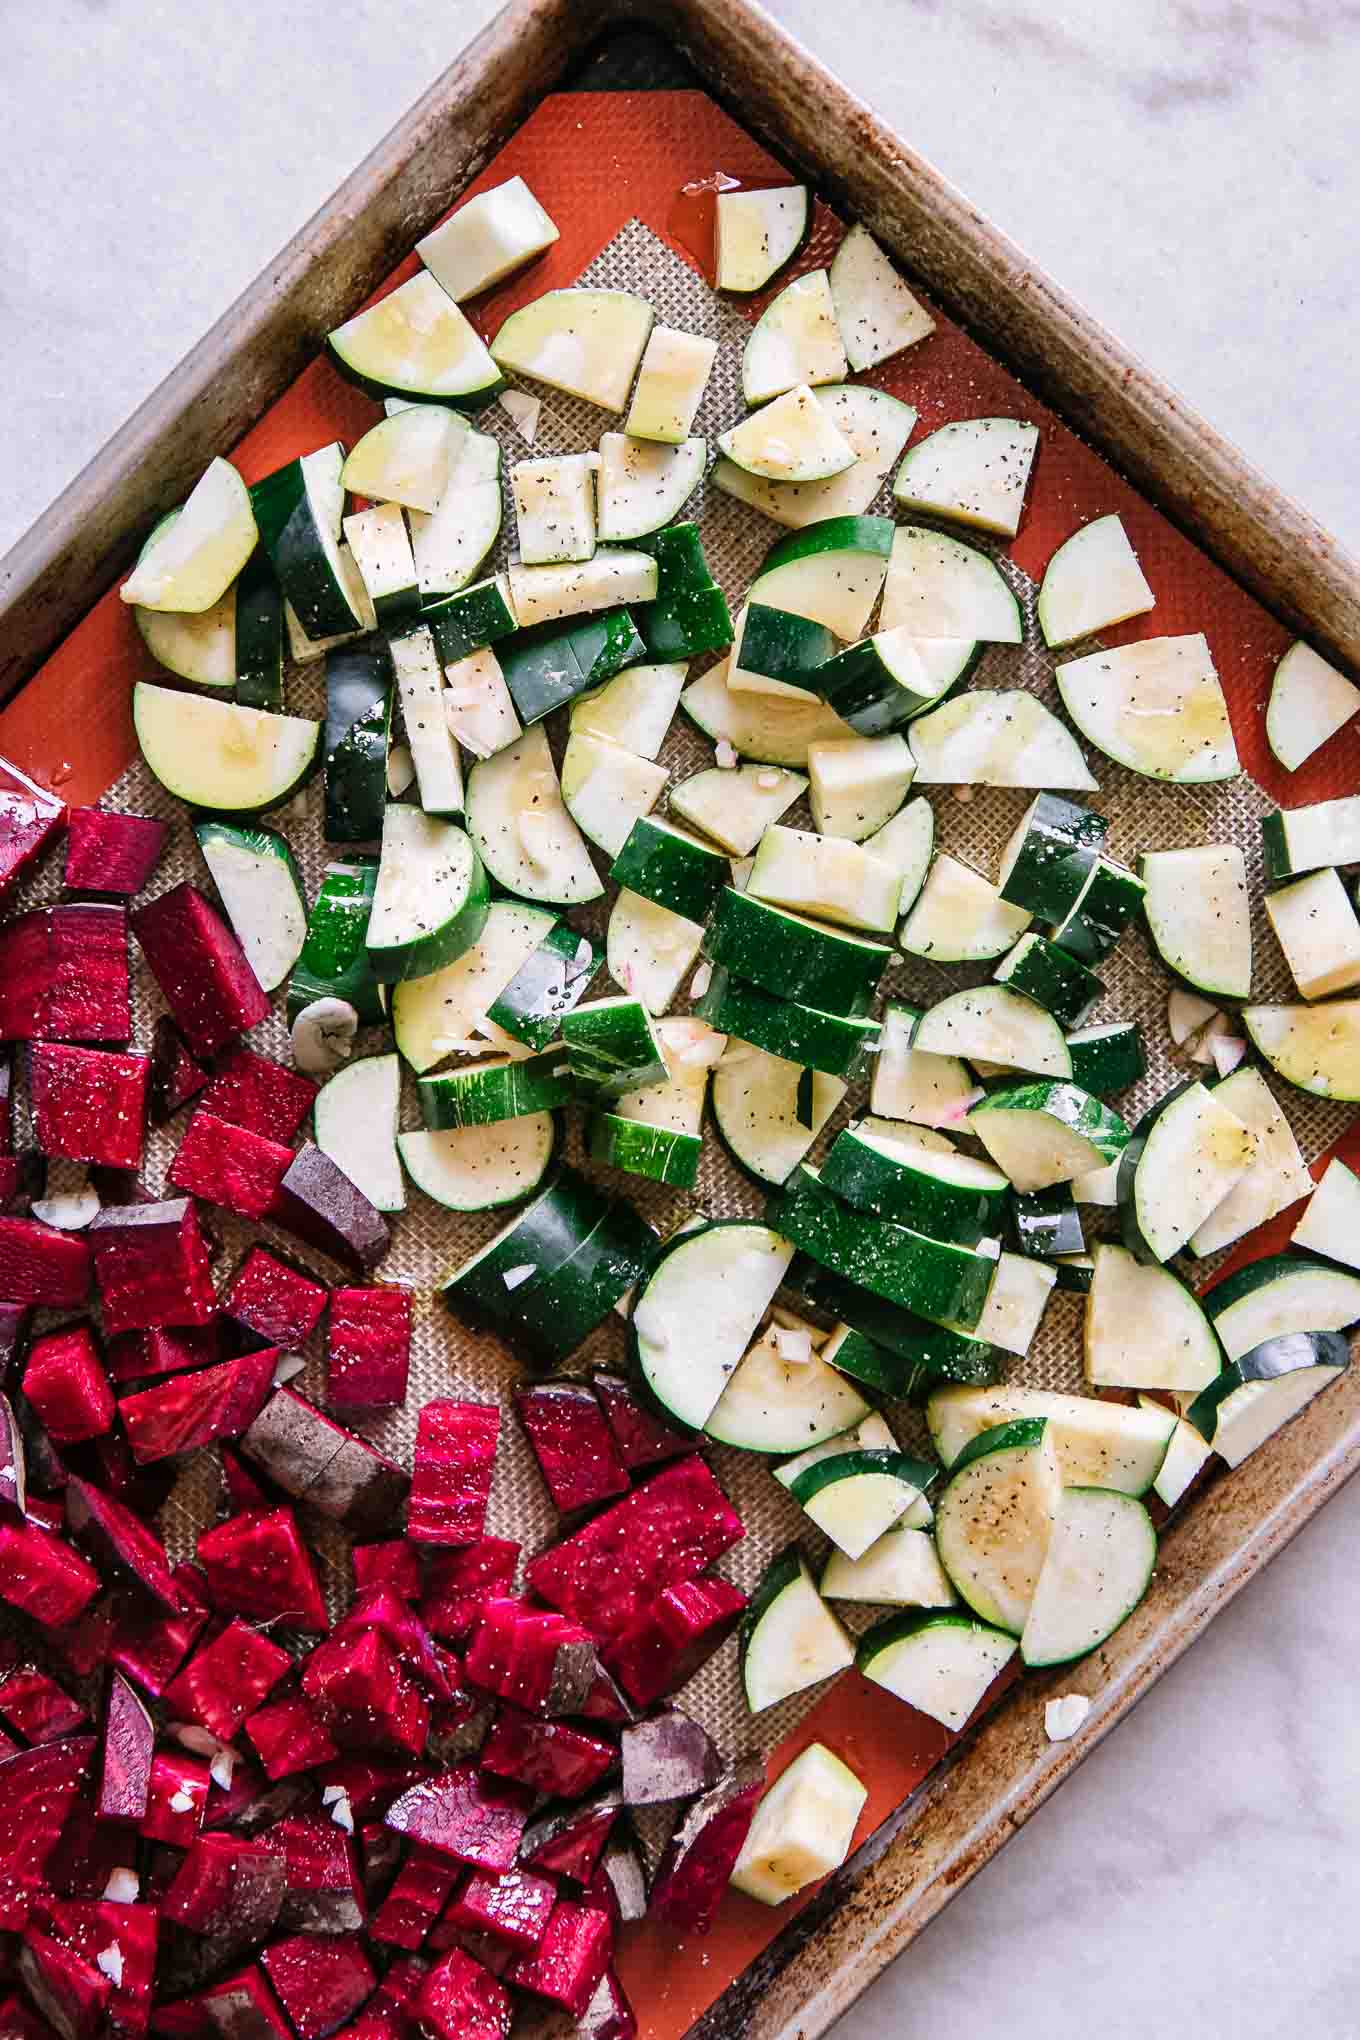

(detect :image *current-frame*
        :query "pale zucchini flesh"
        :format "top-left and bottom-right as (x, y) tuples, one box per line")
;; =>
(1056, 634), (1238, 783)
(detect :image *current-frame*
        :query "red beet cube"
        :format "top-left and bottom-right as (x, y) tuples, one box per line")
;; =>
(88, 1198), (215, 1336)
(507, 1899), (611, 2020)
(0, 1666), (87, 1745)
(326, 1286), (412, 1411)
(603, 1576), (748, 1708)
(29, 1045), (149, 1171)
(109, 1580), (209, 1698)
(370, 1848), (463, 1950)
(66, 1477), (179, 1609)
(407, 1401), (498, 1548)
(415, 1949), (511, 2040)
(418, 1538), (519, 1645)
(332, 1587), (457, 1704)
(268, 1144), (390, 1273)
(480, 1710), (615, 1800)
(162, 1965), (291, 2040)
(95, 1670), (154, 1823)
(142, 1751), (209, 1848)
(514, 1380), (629, 1515)
(121, 1347), (277, 1464)
(0, 903), (128, 1042)
(0, 761), (66, 900)
(106, 1322), (219, 1385)
(148, 1016), (210, 1125)
(315, 1755), (430, 1824)
(246, 1690), (339, 1783)
(650, 1760), (763, 1934)
(301, 1629), (429, 1757)
(272, 1815), (365, 1934)
(0, 1217), (90, 1307)
(200, 1047), (317, 1143)
(162, 1619), (291, 1740)
(0, 1519), (99, 1628)
(162, 1832), (285, 1939)
(447, 1867), (556, 1954)
(384, 1762), (532, 1874)
(224, 1248), (328, 1352)
(132, 885), (269, 1059)
(526, 1455), (744, 1641)
(0, 1734), (96, 1929)
(463, 1599), (598, 1717)
(16, 1925), (110, 2040)
(169, 1112), (293, 1223)
(31, 1898), (159, 2037)
(23, 1325), (114, 1444)
(260, 1935), (375, 2040)
(220, 1445), (274, 1513)
(239, 1388), (409, 1536)
(352, 1541), (421, 1600)
(64, 809), (167, 898)
(197, 1505), (327, 1631)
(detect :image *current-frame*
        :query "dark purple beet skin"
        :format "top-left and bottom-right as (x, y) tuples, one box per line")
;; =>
(16, 1924), (111, 2039)
(148, 1015), (210, 1123)
(238, 1388), (409, 1536)
(120, 1346), (278, 1464)
(272, 1813), (365, 1933)
(201, 1046), (318, 1143)
(22, 1326), (114, 1445)
(169, 1110), (295, 1222)
(0, 760), (66, 901)
(463, 1598), (598, 1716)
(407, 1400), (499, 1547)
(620, 1707), (723, 1806)
(268, 1144), (390, 1272)
(63, 808), (167, 897)
(87, 1198), (215, 1336)
(197, 1505), (329, 1631)
(0, 1217), (91, 1308)
(514, 1380), (630, 1514)
(326, 1286), (412, 1410)
(131, 883), (270, 1058)
(224, 1248), (328, 1351)
(592, 1371), (692, 1470)
(0, 904), (130, 1042)
(28, 1043), (150, 1170)
(649, 1760), (765, 1934)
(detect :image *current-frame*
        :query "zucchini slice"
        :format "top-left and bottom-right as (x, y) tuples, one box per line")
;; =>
(828, 223), (935, 370)
(489, 288), (654, 411)
(1036, 512), (1155, 649)
(418, 1046), (572, 1129)
(1056, 633), (1238, 783)
(588, 1111), (696, 1191)
(324, 643), (392, 842)
(730, 1741), (868, 1906)
(1264, 868), (1360, 1000)
(1020, 1487), (1156, 1667)
(510, 453), (597, 566)
(132, 517), (236, 685)
(559, 733), (667, 859)
(996, 793), (1106, 920)
(588, 1017), (713, 1189)
(234, 551), (284, 709)
(408, 430), (503, 598)
(1065, 1021), (1146, 1097)
(768, 1166), (996, 1329)
(569, 660), (686, 760)
(424, 575), (518, 666)
(1139, 1395), (1214, 1507)
(391, 626), (464, 817)
(1084, 1242), (1221, 1393)
(710, 1042), (845, 1187)
(789, 1449), (935, 1560)
(562, 996), (667, 1098)
(993, 934), (1103, 1031)
(193, 820), (307, 995)
(328, 272), (503, 408)
(343, 504), (419, 626)
(901, 854), (1031, 964)
(971, 1249), (1056, 1358)
(340, 405), (465, 513)
(501, 610), (647, 727)
(749, 515), (894, 640)
(440, 647), (522, 764)
(774, 1409), (903, 1491)
(1242, 1000), (1360, 1102)
(928, 1383), (1175, 1495)
(133, 684), (320, 814)
(465, 725), (604, 906)
(1205, 1254), (1360, 1363)
(282, 547), (374, 665)
(415, 175), (559, 301)
(822, 1526), (956, 1609)
(705, 1328), (872, 1455)
(631, 1220), (794, 1431)
(607, 888), (704, 1016)
(706, 886), (889, 1014)
(715, 186), (809, 294)
(440, 1164), (608, 1313)
(908, 690), (1097, 789)
(623, 326), (717, 443)
(816, 629), (981, 736)
(857, 1611), (1014, 1730)
(1142, 844), (1251, 998)
(880, 524), (1021, 643)
(807, 734), (914, 841)
(611, 814), (728, 924)
(820, 1120), (1008, 1242)
(289, 859), (384, 1026)
(1291, 1157), (1360, 1269)
(794, 1270), (996, 1391)
(719, 385), (855, 483)
(742, 269), (847, 405)
(1265, 639), (1360, 771)
(1187, 1066), (1311, 1258)
(729, 603), (837, 702)
(1050, 857), (1146, 966)
(390, 899), (555, 1072)
(1187, 1339), (1350, 1467)
(893, 417), (1039, 538)
(713, 384), (917, 530)
(121, 457), (256, 615)
(1262, 796), (1360, 884)
(698, 970), (879, 1082)
(913, 987), (1073, 1080)
(934, 1418), (1063, 1634)
(366, 804), (490, 984)
(1118, 1082), (1256, 1264)
(1009, 1187), (1085, 1263)
(595, 434), (705, 542)
(669, 763), (804, 857)
(864, 796), (934, 915)
(314, 1053), (405, 1213)
(739, 1547), (855, 1713)
(488, 921), (600, 1053)
(747, 824), (901, 934)
(508, 552), (658, 630)
(870, 1004), (979, 1126)
(399, 1110), (558, 1213)
(251, 443), (363, 640)
(681, 655), (853, 766)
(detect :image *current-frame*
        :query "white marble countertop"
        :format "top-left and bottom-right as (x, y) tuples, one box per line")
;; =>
(6, 3), (1359, 2034)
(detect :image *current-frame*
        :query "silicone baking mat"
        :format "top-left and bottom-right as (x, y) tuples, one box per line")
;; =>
(6, 84), (1359, 2040)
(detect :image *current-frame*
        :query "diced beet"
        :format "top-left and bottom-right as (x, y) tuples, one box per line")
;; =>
(332, 1588), (455, 1704)
(29, 1045), (149, 1171)
(0, 1992), (62, 2040)
(506, 1899), (611, 2020)
(32, 1899), (159, 2039)
(446, 1867), (556, 1954)
(418, 1539), (519, 1646)
(66, 1476), (179, 1609)
(480, 1710), (615, 1801)
(518, 1793), (619, 1887)
(526, 1456), (745, 1641)
(142, 1751), (209, 1849)
(585, 1829), (649, 1926)
(88, 1199), (215, 1336)
(163, 1833), (285, 1941)
(603, 1576), (747, 1708)
(0, 1390), (25, 1518)
(425, 1921), (512, 1974)
(0, 1149), (46, 1214)
(239, 1389), (409, 1536)
(223, 1249), (327, 1353)
(414, 1949), (511, 2040)
(196, 1506), (327, 1631)
(300, 1630), (428, 1758)
(245, 1690), (339, 1784)
(121, 1348), (277, 1464)
(132, 886), (269, 1059)
(0, 1299), (30, 1383)
(463, 1599), (599, 1717)
(106, 1321), (219, 1385)
(0, 761), (66, 901)
(169, 1113), (293, 1223)
(201, 1758), (308, 1838)
(0, 1735), (96, 1929)
(260, 1935), (375, 2040)
(620, 1707), (722, 1806)
(16, 1927), (109, 2040)
(0, 903), (128, 1044)
(352, 1541), (421, 1600)
(0, 1666), (87, 1745)
(162, 1966), (291, 2040)
(370, 1849), (463, 1951)
(406, 1402), (498, 1548)
(0, 1218), (90, 1309)
(148, 1018), (210, 1126)
(23, 1328), (114, 1446)
(77, 1428), (176, 1517)
(272, 1815), (365, 1934)
(95, 1671), (154, 1823)
(64, 809), (167, 899)
(513, 1381), (629, 1515)
(268, 1145), (390, 1273)
(109, 1576), (209, 1698)
(649, 1759), (763, 1934)
(0, 1520), (99, 1628)
(384, 1763), (531, 1875)
(326, 1287), (411, 1411)
(315, 1757), (429, 1823)
(200, 1047), (317, 1143)
(162, 1619), (291, 1740)
(221, 1446), (275, 1515)
(578, 1662), (637, 1730)
(577, 1968), (637, 2040)
(357, 1821), (404, 1909)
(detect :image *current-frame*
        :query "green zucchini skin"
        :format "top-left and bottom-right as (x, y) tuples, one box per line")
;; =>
(499, 610), (646, 724)
(1050, 858), (1147, 965)
(1186, 1329), (1350, 1443)
(588, 1112), (702, 1188)
(787, 1447), (936, 1509)
(768, 1167), (995, 1329)
(234, 551), (285, 709)
(629, 524), (734, 659)
(421, 578), (518, 664)
(486, 922), (602, 1051)
(250, 453), (356, 639)
(994, 934), (1104, 1031)
(816, 635), (983, 735)
(704, 887), (890, 1016)
(738, 603), (839, 685)
(287, 858), (385, 1024)
(1065, 1022), (1146, 1095)
(1008, 1187), (1085, 1261)
(324, 644), (393, 842)
(610, 818), (729, 925)
(417, 1047), (574, 1129)
(488, 1200), (659, 1369)
(562, 999), (667, 1099)
(819, 1124), (1008, 1243)
(698, 968), (879, 1082)
(787, 1256), (999, 1390)
(441, 1165), (612, 1324)
(998, 794), (1107, 919)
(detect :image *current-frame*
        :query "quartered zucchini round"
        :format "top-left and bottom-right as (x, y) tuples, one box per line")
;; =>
(314, 1052), (405, 1213)
(681, 655), (854, 766)
(901, 854), (1031, 964)
(465, 726), (604, 907)
(827, 224), (935, 371)
(712, 383), (917, 530)
(739, 1546), (855, 1713)
(1204, 1254), (1360, 1364)
(787, 1449), (935, 1560)
(133, 684), (321, 815)
(1083, 1242), (1221, 1394)
(715, 185), (810, 295)
(631, 1219), (795, 1432)
(857, 1610), (1015, 1730)
(1020, 1487), (1157, 1667)
(1036, 512), (1155, 649)
(704, 1334), (872, 1456)
(121, 457), (257, 615)
(1056, 634), (1238, 783)
(709, 1041), (846, 1189)
(933, 1417), (1062, 1634)
(892, 416), (1039, 538)
(398, 1111), (559, 1213)
(490, 288), (654, 411)
(328, 272), (504, 408)
(741, 270), (847, 405)
(819, 1120), (1008, 1242)
(193, 820), (307, 993)
(768, 1166), (997, 1330)
(365, 804), (490, 984)
(927, 1382), (1176, 1496)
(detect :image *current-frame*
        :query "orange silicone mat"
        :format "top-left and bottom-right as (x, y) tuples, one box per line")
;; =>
(5, 86), (1358, 2040)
